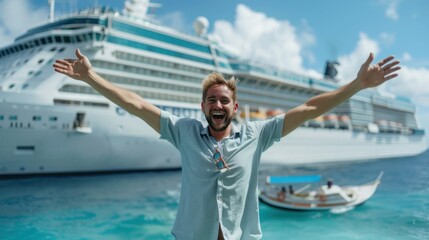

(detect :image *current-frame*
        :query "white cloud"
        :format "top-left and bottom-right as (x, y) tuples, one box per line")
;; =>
(158, 11), (189, 34)
(402, 52), (412, 62)
(385, 0), (400, 21)
(379, 32), (395, 46)
(337, 32), (429, 106)
(337, 33), (380, 83)
(387, 66), (429, 107)
(211, 4), (321, 79)
(0, 0), (48, 47)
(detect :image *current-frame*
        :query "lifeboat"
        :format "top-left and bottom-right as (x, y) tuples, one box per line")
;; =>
(323, 114), (339, 129)
(338, 115), (351, 129)
(266, 109), (284, 118)
(308, 115), (324, 128)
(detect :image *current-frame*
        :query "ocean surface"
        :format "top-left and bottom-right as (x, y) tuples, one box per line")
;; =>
(1, 150), (428, 240)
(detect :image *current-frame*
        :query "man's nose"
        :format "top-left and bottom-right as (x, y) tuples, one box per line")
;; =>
(214, 100), (222, 107)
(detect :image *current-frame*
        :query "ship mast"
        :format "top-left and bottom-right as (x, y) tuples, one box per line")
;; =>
(48, 0), (55, 22)
(123, 0), (161, 20)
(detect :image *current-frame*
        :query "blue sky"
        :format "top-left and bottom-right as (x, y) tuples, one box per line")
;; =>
(0, 0), (428, 142)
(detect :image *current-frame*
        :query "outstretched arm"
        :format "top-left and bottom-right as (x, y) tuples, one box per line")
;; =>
(282, 53), (400, 137)
(53, 49), (161, 133)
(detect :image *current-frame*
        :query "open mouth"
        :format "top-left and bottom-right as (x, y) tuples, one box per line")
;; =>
(211, 111), (226, 121)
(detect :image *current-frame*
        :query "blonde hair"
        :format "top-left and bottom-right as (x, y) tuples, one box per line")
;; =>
(202, 72), (237, 102)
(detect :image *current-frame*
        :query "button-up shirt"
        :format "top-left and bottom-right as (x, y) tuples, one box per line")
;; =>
(160, 110), (284, 240)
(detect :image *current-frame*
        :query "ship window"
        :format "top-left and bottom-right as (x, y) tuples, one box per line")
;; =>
(50, 47), (57, 52)
(22, 83), (29, 89)
(47, 37), (53, 43)
(8, 84), (15, 89)
(33, 116), (42, 121)
(9, 115), (18, 121)
(49, 116), (58, 121)
(54, 36), (62, 43)
(28, 71), (34, 76)
(34, 71), (42, 77)
(41, 38), (47, 45)
(38, 59), (44, 64)
(83, 102), (109, 108)
(0, 115), (4, 120)
(58, 47), (65, 53)
(95, 33), (102, 41)
(16, 146), (35, 151)
(64, 36), (71, 43)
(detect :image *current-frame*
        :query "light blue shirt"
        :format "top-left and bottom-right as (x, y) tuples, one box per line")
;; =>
(160, 110), (284, 240)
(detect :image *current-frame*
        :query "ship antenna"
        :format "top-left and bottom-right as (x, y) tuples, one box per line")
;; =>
(123, 0), (161, 21)
(48, 0), (55, 22)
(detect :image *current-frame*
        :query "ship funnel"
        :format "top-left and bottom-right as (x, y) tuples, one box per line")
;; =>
(193, 16), (209, 37)
(324, 61), (340, 82)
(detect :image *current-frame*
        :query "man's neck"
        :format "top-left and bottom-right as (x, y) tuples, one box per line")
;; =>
(209, 126), (232, 142)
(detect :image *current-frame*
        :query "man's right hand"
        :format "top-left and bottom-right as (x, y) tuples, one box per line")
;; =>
(53, 48), (92, 81)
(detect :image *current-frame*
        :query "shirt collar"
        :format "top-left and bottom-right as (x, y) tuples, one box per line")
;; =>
(200, 124), (241, 138)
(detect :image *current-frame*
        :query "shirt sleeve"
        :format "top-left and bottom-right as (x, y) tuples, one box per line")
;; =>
(159, 110), (182, 148)
(256, 114), (285, 152)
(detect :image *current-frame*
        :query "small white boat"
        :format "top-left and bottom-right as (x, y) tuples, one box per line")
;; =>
(259, 172), (383, 211)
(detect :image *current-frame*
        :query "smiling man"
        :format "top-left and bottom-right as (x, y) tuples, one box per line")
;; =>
(53, 49), (400, 240)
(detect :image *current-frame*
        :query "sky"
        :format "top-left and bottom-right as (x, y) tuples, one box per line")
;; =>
(0, 0), (428, 143)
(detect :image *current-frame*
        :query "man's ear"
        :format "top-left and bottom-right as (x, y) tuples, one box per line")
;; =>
(234, 102), (239, 113)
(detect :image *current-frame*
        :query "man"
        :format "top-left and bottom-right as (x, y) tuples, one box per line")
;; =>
(320, 179), (351, 202)
(53, 49), (400, 239)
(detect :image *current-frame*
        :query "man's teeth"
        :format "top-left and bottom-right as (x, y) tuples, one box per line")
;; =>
(212, 112), (225, 119)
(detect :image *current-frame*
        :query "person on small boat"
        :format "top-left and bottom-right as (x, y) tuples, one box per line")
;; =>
(277, 186), (287, 201)
(288, 185), (294, 195)
(320, 179), (352, 202)
(53, 49), (400, 240)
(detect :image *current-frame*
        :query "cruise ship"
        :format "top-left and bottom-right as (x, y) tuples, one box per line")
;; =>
(0, 0), (426, 176)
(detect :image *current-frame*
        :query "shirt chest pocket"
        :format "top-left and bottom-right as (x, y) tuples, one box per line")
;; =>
(182, 146), (218, 174)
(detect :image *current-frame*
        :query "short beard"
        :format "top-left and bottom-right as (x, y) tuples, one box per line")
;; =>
(205, 114), (232, 132)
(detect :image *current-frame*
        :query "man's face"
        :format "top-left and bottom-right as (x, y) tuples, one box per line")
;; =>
(201, 84), (238, 132)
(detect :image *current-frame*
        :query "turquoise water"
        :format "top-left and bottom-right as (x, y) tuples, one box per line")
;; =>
(1, 150), (428, 240)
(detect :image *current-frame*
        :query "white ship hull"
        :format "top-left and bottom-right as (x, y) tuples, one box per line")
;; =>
(266, 127), (427, 165)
